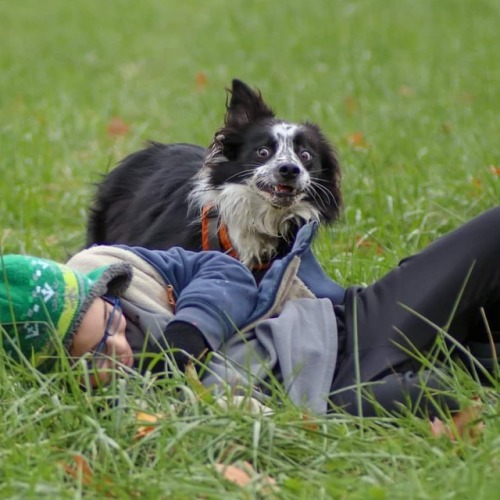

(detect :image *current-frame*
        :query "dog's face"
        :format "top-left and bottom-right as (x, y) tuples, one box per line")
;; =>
(202, 80), (342, 223)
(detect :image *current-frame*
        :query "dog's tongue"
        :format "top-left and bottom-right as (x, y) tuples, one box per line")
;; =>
(275, 184), (294, 193)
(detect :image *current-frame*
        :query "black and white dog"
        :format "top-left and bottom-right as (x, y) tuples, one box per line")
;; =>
(86, 79), (342, 273)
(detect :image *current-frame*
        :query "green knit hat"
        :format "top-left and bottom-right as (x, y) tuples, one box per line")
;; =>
(0, 254), (132, 372)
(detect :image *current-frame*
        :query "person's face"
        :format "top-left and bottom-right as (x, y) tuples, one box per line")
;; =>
(70, 297), (133, 386)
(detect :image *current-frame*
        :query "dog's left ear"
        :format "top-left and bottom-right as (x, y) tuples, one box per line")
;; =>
(224, 79), (275, 129)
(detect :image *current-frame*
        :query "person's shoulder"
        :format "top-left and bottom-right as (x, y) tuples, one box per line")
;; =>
(66, 245), (136, 272)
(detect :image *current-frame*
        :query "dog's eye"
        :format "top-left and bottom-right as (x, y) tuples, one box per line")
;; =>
(300, 150), (312, 161)
(257, 147), (271, 158)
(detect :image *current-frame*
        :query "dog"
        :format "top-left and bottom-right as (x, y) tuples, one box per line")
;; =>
(86, 79), (342, 276)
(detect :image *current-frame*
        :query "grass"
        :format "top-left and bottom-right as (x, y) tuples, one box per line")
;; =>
(0, 0), (499, 497)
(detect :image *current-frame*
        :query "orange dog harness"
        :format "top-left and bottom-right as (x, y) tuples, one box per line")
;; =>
(201, 204), (270, 271)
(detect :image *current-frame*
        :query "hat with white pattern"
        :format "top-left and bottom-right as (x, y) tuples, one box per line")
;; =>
(0, 254), (131, 372)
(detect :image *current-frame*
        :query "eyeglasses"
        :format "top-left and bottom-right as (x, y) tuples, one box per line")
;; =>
(92, 296), (122, 363)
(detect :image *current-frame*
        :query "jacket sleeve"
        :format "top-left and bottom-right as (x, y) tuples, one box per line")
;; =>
(125, 246), (259, 349)
(297, 247), (346, 305)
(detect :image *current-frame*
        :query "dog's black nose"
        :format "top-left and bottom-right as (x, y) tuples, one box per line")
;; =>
(278, 163), (301, 180)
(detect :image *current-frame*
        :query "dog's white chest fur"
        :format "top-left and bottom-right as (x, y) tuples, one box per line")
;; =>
(191, 181), (320, 266)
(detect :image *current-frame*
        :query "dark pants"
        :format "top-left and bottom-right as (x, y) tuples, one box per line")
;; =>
(330, 206), (500, 417)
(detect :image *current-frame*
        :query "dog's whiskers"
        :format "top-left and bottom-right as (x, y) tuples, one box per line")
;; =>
(224, 168), (255, 183)
(193, 186), (224, 194)
(306, 180), (338, 211)
(309, 182), (337, 209)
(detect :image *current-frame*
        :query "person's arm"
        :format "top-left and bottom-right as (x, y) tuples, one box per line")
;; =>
(127, 246), (259, 350)
(297, 246), (346, 304)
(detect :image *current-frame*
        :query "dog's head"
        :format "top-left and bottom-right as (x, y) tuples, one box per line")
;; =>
(203, 79), (342, 224)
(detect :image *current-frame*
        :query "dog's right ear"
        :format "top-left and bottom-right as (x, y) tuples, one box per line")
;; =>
(205, 80), (275, 165)
(224, 79), (275, 129)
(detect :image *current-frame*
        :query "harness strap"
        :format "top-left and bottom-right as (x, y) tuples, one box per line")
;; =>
(201, 204), (271, 271)
(202, 205), (223, 252)
(201, 204), (238, 260)
(166, 285), (176, 313)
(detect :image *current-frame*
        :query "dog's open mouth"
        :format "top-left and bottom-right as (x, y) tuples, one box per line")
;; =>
(259, 183), (299, 207)
(274, 184), (296, 196)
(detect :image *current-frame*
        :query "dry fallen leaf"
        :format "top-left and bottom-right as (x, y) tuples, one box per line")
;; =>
(59, 453), (131, 496)
(343, 96), (359, 114)
(134, 411), (163, 440)
(215, 463), (252, 487)
(346, 131), (369, 149)
(354, 234), (383, 254)
(429, 417), (448, 438)
(429, 399), (484, 442)
(214, 461), (277, 491)
(195, 72), (208, 91)
(441, 122), (453, 134)
(301, 412), (320, 431)
(470, 177), (483, 192)
(399, 85), (415, 97)
(106, 116), (130, 137)
(59, 454), (93, 485)
(489, 165), (500, 176)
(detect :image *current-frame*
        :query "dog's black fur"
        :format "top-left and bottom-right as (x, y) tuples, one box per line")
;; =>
(87, 79), (342, 272)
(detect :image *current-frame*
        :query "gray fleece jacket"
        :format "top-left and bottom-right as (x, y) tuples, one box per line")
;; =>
(204, 297), (338, 414)
(202, 221), (340, 414)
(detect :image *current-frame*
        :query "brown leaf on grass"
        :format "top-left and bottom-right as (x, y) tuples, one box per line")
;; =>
(429, 417), (448, 438)
(59, 454), (93, 485)
(214, 461), (277, 491)
(215, 463), (252, 486)
(134, 411), (164, 440)
(59, 454), (127, 496)
(441, 122), (453, 134)
(343, 96), (359, 114)
(300, 412), (320, 431)
(470, 177), (483, 192)
(429, 398), (484, 443)
(106, 117), (130, 137)
(346, 131), (369, 149)
(195, 72), (208, 91)
(354, 234), (384, 254)
(399, 85), (415, 97)
(489, 165), (500, 176)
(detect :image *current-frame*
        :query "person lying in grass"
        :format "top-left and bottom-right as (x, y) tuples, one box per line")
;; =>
(1, 207), (499, 418)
